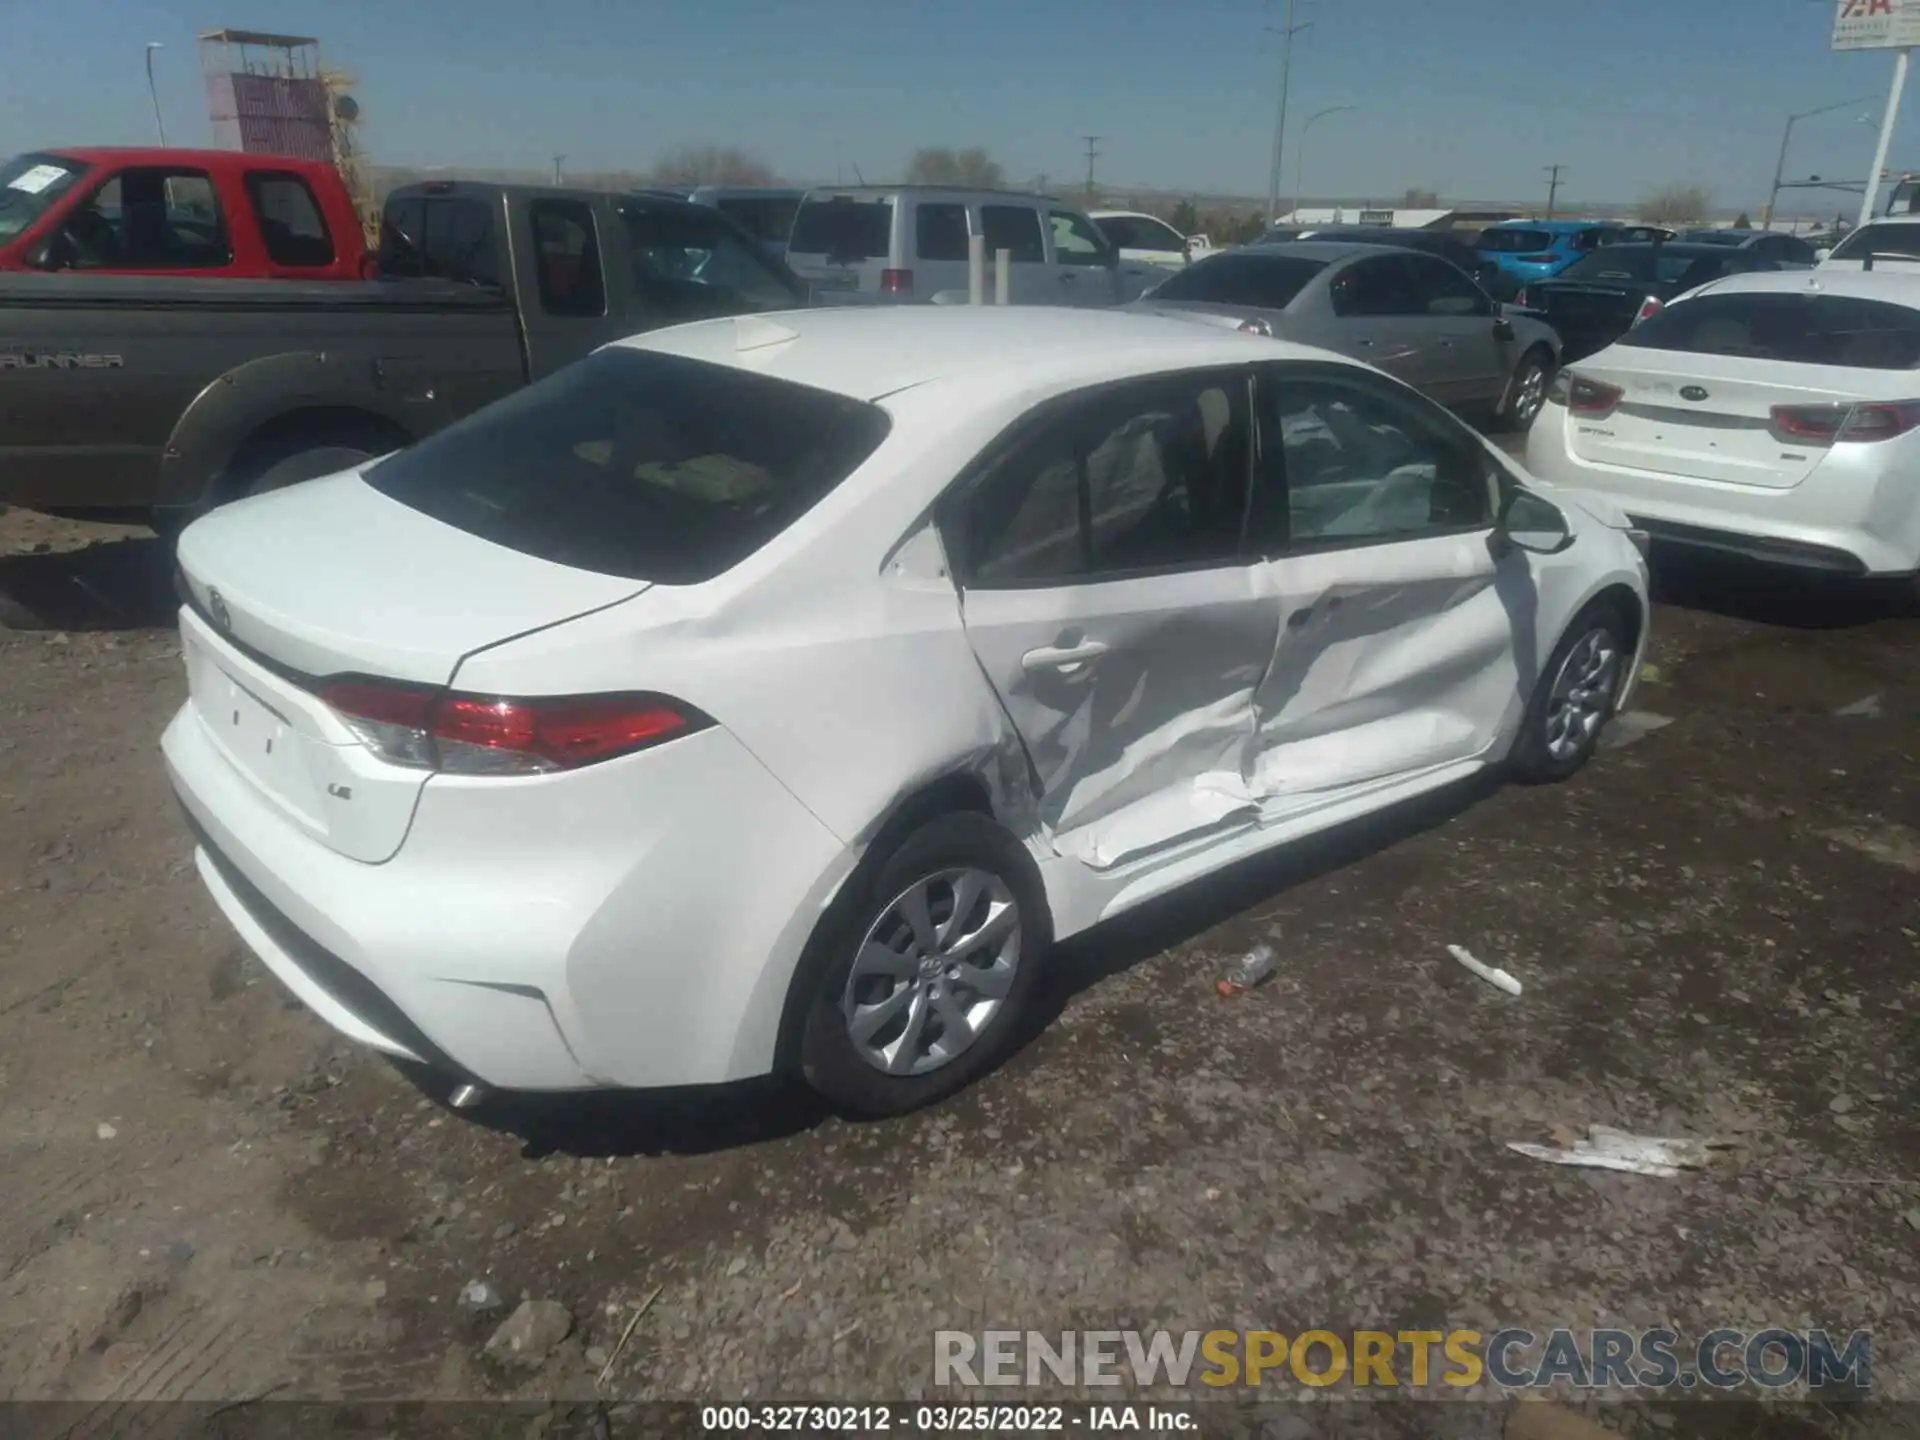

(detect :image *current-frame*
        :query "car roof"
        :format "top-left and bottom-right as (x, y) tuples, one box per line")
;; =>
(800, 185), (1064, 203)
(1243, 239), (1416, 261)
(45, 146), (334, 174)
(618, 307), (1324, 403)
(1484, 219), (1611, 232)
(690, 186), (805, 200)
(1090, 210), (1168, 222)
(1559, 242), (1737, 260)
(1681, 268), (1920, 306)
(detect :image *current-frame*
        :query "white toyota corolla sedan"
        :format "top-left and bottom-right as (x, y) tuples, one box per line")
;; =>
(164, 307), (1650, 1116)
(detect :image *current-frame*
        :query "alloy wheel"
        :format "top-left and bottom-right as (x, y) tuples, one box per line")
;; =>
(842, 868), (1021, 1077)
(1543, 626), (1620, 762)
(1511, 359), (1551, 426)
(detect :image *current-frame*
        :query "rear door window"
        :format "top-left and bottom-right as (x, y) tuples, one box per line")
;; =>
(1402, 253), (1490, 315)
(980, 205), (1045, 263)
(1622, 292), (1920, 368)
(245, 171), (335, 267)
(1149, 252), (1327, 308)
(1048, 210), (1110, 266)
(530, 198), (606, 317)
(1478, 228), (1551, 254)
(915, 202), (971, 262)
(788, 196), (893, 261)
(1329, 255), (1417, 317)
(363, 348), (892, 583)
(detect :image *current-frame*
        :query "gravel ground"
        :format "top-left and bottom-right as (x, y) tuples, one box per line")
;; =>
(1, 500), (1917, 1437)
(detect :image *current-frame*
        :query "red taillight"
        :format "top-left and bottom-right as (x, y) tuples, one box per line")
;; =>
(1567, 374), (1624, 417)
(1514, 287), (1530, 308)
(1770, 401), (1920, 446)
(320, 679), (708, 775)
(880, 267), (913, 295)
(1633, 296), (1663, 326)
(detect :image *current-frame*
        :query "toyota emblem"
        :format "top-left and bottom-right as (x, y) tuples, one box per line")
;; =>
(207, 586), (232, 633)
(1680, 385), (1710, 402)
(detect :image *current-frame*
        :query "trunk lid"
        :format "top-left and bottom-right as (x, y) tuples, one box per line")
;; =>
(1566, 349), (1866, 490)
(174, 473), (646, 862)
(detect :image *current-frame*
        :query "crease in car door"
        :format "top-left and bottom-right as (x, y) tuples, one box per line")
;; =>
(1330, 254), (1430, 390)
(1244, 363), (1525, 814)
(949, 371), (1281, 871)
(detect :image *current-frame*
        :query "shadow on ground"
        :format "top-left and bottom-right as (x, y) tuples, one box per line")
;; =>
(401, 1061), (835, 1161)
(1650, 546), (1914, 630)
(0, 535), (175, 631)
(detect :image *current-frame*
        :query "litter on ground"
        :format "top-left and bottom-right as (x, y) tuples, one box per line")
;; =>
(1507, 1124), (1730, 1178)
(1447, 944), (1523, 996)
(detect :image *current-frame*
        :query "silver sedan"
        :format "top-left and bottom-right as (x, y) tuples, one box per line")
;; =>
(1130, 240), (1563, 430)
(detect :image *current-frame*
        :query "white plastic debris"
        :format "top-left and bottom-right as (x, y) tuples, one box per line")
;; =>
(1835, 694), (1885, 719)
(1447, 944), (1523, 996)
(1506, 1125), (1725, 1178)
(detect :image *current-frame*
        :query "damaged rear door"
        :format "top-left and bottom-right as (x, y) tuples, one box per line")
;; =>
(941, 367), (1280, 870)
(1243, 362), (1525, 808)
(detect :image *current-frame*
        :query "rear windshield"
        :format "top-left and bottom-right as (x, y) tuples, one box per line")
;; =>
(1828, 222), (1920, 262)
(0, 152), (90, 242)
(1149, 252), (1327, 309)
(363, 348), (892, 583)
(1622, 292), (1920, 369)
(788, 197), (892, 261)
(1478, 228), (1552, 253)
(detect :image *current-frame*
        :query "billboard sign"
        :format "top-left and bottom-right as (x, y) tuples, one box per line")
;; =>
(1834, 0), (1920, 51)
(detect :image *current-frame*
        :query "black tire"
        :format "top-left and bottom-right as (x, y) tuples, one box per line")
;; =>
(1510, 599), (1631, 783)
(798, 812), (1051, 1117)
(1496, 346), (1556, 433)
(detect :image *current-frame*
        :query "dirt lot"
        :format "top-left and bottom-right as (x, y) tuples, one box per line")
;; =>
(2, 500), (1918, 1432)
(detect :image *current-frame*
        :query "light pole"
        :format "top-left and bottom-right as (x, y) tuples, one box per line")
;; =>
(1264, 0), (1315, 225)
(143, 43), (167, 146)
(1292, 104), (1352, 220)
(1762, 95), (1874, 230)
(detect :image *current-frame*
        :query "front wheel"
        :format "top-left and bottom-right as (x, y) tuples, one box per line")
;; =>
(1498, 347), (1556, 432)
(1510, 602), (1629, 783)
(799, 813), (1050, 1116)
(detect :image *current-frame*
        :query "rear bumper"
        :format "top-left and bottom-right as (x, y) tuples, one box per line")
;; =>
(163, 698), (854, 1092)
(1524, 404), (1920, 576)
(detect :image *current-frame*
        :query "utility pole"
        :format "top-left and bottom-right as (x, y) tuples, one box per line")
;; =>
(1081, 136), (1102, 198)
(144, 43), (168, 146)
(1543, 163), (1567, 219)
(1265, 0), (1315, 226)
(552, 154), (565, 185)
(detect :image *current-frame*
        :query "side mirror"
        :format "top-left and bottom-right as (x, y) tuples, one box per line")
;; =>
(1498, 487), (1575, 555)
(1493, 311), (1517, 341)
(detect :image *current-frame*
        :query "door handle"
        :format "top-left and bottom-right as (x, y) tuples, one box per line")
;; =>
(1022, 640), (1109, 672)
(1352, 336), (1374, 347)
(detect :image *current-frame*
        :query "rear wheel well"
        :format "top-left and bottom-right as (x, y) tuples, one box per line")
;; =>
(772, 771), (1004, 1075)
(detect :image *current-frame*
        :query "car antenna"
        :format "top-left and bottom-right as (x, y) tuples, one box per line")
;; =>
(852, 161), (866, 185)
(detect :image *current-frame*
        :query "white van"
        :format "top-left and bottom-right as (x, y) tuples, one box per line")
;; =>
(785, 186), (1159, 305)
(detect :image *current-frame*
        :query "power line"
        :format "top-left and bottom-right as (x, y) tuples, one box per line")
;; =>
(1082, 135), (1103, 196)
(1544, 163), (1567, 220)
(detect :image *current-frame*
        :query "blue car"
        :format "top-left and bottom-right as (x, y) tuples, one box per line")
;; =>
(1475, 220), (1623, 300)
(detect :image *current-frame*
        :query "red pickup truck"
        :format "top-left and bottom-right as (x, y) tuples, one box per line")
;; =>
(0, 147), (369, 280)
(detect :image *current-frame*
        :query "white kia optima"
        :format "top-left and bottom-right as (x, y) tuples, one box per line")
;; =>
(1527, 268), (1920, 589)
(164, 307), (1650, 1116)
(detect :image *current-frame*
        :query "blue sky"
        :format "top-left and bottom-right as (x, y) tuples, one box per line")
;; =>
(3, 0), (1915, 214)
